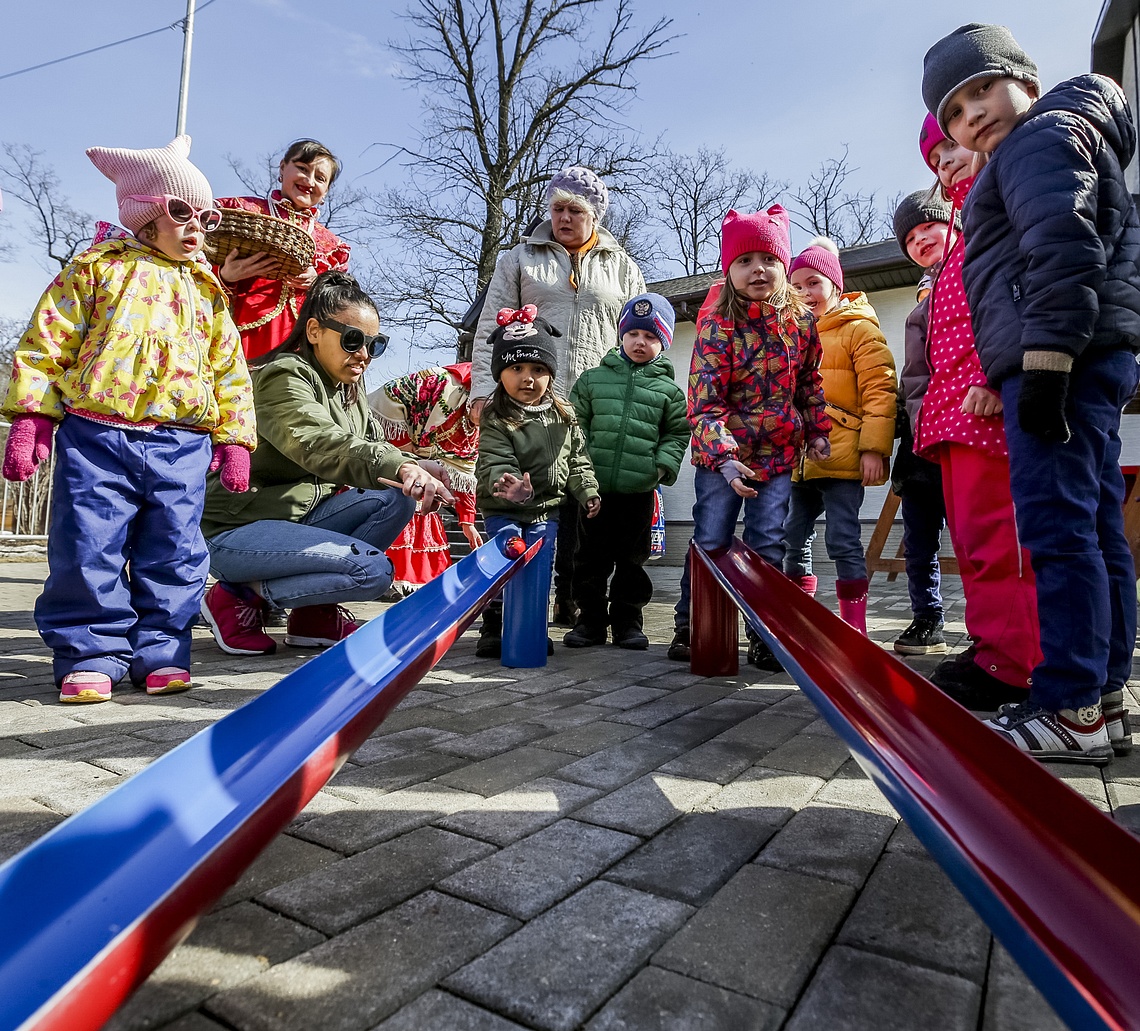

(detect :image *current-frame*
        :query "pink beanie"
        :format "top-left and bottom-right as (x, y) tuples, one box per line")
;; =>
(919, 113), (947, 173)
(86, 135), (213, 234)
(720, 205), (792, 274)
(789, 237), (843, 293)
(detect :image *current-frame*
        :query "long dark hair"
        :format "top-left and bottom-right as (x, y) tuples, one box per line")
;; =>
(253, 271), (379, 402)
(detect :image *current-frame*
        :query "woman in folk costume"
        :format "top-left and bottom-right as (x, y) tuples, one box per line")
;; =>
(369, 362), (481, 592)
(214, 139), (351, 361)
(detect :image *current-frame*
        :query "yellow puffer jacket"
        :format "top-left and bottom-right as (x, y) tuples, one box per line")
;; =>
(3, 239), (255, 447)
(795, 292), (896, 484)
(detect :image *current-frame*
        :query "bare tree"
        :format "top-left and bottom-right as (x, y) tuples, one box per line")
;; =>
(647, 147), (786, 277)
(370, 0), (675, 339)
(791, 145), (893, 248)
(0, 143), (93, 270)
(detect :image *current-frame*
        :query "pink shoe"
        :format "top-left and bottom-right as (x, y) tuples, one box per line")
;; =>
(201, 581), (277, 656)
(145, 667), (192, 696)
(59, 671), (113, 704)
(285, 604), (361, 648)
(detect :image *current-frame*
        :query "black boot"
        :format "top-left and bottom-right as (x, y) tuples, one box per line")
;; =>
(476, 601), (503, 658)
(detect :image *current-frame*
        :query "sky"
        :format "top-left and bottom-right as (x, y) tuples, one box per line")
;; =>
(0, 0), (1106, 386)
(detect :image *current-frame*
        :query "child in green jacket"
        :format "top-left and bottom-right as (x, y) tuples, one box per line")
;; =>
(475, 307), (600, 658)
(566, 293), (689, 649)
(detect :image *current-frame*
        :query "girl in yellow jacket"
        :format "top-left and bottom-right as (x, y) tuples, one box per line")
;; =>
(784, 237), (897, 633)
(1, 137), (255, 703)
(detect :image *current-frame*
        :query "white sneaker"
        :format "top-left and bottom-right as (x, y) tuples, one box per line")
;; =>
(984, 700), (1113, 766)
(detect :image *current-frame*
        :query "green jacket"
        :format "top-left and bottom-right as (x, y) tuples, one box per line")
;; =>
(475, 401), (599, 523)
(202, 351), (411, 538)
(569, 349), (689, 494)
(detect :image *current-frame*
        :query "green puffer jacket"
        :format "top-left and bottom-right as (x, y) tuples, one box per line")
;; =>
(202, 351), (412, 539)
(569, 349), (689, 493)
(475, 401), (599, 523)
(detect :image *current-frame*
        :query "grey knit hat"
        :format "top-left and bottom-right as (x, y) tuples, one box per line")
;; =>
(893, 188), (961, 263)
(922, 23), (1040, 136)
(545, 166), (609, 221)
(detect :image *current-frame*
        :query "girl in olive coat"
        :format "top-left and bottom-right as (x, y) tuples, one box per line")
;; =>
(565, 294), (689, 649)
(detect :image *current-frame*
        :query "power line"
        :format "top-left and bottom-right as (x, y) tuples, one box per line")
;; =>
(0, 0), (220, 83)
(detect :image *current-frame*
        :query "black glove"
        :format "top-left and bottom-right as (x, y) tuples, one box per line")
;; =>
(1018, 368), (1071, 443)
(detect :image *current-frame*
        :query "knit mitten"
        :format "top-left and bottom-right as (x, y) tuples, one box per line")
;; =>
(2, 414), (55, 482)
(210, 444), (252, 493)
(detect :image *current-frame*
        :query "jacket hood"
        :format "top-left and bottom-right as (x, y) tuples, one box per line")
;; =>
(1025, 74), (1135, 167)
(817, 292), (879, 331)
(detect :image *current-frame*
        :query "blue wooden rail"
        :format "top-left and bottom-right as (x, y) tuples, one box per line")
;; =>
(690, 539), (1140, 1031)
(0, 530), (542, 1031)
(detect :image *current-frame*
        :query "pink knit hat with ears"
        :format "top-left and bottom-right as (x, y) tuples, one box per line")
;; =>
(86, 135), (213, 234)
(720, 205), (792, 274)
(919, 113), (947, 173)
(789, 237), (844, 293)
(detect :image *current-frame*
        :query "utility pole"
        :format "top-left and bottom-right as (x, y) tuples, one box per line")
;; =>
(175, 0), (196, 136)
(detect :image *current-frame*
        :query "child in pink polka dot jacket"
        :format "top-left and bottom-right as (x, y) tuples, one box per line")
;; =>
(906, 113), (1041, 711)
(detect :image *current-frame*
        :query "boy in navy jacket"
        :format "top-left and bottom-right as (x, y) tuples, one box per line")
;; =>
(923, 23), (1140, 764)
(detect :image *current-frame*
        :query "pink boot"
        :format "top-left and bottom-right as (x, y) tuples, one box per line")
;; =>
(793, 575), (818, 597)
(836, 578), (869, 636)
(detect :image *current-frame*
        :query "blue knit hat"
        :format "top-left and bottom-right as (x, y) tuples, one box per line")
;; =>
(618, 293), (675, 349)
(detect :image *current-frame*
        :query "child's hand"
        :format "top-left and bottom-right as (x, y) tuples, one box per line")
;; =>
(210, 443), (251, 493)
(961, 385), (1003, 417)
(805, 437), (831, 462)
(493, 471), (535, 505)
(2, 414), (54, 482)
(721, 459), (759, 498)
(585, 496), (602, 518)
(860, 451), (885, 486)
(461, 522), (484, 549)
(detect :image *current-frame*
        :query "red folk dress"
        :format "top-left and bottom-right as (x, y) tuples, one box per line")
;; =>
(368, 364), (479, 591)
(214, 192), (351, 361)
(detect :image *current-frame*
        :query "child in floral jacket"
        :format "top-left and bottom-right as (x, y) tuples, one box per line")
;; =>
(669, 206), (830, 670)
(1, 136), (255, 703)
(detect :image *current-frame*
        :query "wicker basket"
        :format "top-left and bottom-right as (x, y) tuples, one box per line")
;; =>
(203, 208), (316, 280)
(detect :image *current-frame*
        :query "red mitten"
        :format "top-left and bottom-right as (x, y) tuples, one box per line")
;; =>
(210, 444), (251, 493)
(2, 414), (55, 482)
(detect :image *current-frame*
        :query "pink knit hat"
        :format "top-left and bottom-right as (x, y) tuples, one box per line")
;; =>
(86, 135), (213, 234)
(720, 205), (792, 274)
(788, 237), (843, 293)
(919, 113), (947, 173)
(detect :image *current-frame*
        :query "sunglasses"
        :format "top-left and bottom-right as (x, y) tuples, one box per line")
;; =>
(127, 194), (223, 232)
(320, 317), (390, 358)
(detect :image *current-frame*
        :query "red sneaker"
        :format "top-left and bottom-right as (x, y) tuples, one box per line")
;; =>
(201, 581), (277, 656)
(285, 604), (361, 648)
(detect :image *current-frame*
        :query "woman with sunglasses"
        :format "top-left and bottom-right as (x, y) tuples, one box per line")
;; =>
(1, 136), (255, 704)
(200, 271), (452, 654)
(214, 139), (351, 362)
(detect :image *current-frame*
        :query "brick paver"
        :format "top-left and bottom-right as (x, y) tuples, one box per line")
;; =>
(1, 552), (1136, 1030)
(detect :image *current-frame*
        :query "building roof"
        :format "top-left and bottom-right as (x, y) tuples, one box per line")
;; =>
(649, 237), (921, 322)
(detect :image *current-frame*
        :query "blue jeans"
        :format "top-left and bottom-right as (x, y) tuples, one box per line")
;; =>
(206, 487), (416, 609)
(674, 467), (793, 630)
(1000, 349), (1140, 710)
(900, 481), (946, 619)
(783, 478), (867, 581)
(36, 417), (212, 684)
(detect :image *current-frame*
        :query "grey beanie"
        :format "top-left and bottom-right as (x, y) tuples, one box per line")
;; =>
(922, 23), (1040, 136)
(545, 166), (609, 221)
(893, 188), (961, 263)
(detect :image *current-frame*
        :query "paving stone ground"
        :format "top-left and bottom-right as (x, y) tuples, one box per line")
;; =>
(2, 545), (1137, 1031)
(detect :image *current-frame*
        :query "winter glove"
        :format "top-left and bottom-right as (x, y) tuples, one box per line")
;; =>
(210, 444), (252, 493)
(1018, 351), (1073, 444)
(2, 414), (55, 482)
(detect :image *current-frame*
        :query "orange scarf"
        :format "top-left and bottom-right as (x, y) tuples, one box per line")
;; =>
(568, 231), (599, 292)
